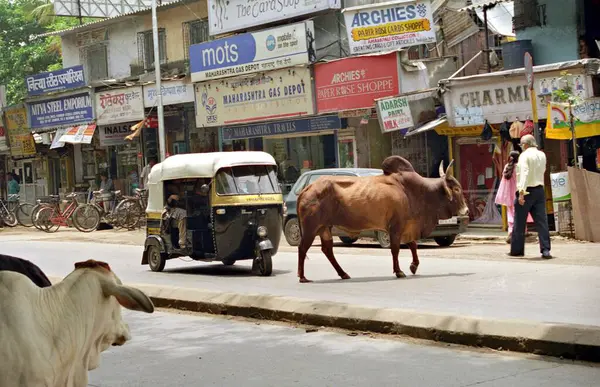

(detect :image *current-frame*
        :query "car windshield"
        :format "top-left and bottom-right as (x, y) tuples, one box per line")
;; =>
(357, 170), (383, 176)
(216, 165), (280, 195)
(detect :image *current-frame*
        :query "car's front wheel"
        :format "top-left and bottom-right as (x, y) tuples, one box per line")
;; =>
(284, 218), (301, 246)
(434, 235), (457, 247)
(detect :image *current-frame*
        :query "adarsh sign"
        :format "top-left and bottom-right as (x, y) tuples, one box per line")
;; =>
(190, 21), (315, 82)
(208, 0), (340, 36)
(376, 96), (414, 133)
(343, 0), (436, 55)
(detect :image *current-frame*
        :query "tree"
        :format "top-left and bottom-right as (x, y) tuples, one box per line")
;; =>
(0, 0), (94, 105)
(551, 71), (584, 167)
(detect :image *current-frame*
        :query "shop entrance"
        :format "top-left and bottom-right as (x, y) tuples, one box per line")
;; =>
(338, 133), (357, 168)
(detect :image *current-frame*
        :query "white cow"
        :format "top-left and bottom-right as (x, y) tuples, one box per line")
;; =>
(0, 259), (154, 387)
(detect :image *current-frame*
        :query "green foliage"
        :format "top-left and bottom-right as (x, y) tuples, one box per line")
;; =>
(551, 71), (584, 106)
(0, 0), (95, 105)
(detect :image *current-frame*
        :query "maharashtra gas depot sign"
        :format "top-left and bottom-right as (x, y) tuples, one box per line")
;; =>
(208, 0), (339, 36)
(343, 0), (436, 55)
(190, 21), (315, 82)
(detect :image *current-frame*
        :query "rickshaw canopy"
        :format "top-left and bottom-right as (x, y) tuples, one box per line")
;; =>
(147, 152), (278, 183)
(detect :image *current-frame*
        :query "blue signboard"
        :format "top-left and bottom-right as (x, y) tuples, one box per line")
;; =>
(221, 115), (342, 141)
(27, 92), (94, 129)
(190, 21), (314, 82)
(25, 65), (86, 96)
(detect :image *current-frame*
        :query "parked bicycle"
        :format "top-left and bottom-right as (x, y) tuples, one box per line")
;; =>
(113, 188), (148, 229)
(0, 196), (18, 227)
(5, 194), (36, 227)
(35, 193), (101, 233)
(90, 190), (126, 228)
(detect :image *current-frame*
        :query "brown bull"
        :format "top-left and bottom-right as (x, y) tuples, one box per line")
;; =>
(296, 156), (469, 283)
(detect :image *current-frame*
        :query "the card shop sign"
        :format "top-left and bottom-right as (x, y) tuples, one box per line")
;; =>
(221, 115), (341, 141)
(190, 21), (315, 82)
(27, 92), (94, 130)
(25, 65), (86, 97)
(208, 0), (340, 36)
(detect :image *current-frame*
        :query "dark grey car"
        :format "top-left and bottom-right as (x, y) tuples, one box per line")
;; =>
(283, 168), (468, 248)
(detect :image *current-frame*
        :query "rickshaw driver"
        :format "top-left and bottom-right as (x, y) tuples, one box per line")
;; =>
(164, 182), (187, 249)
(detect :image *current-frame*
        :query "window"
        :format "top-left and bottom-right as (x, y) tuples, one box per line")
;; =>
(137, 29), (167, 70)
(80, 44), (108, 81)
(293, 175), (309, 195)
(183, 20), (211, 60)
(307, 174), (327, 185)
(216, 165), (280, 195)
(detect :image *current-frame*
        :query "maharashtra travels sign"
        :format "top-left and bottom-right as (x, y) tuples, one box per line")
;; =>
(343, 0), (436, 55)
(190, 21), (315, 82)
(208, 0), (339, 36)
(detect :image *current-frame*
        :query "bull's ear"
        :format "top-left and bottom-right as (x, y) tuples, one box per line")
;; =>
(382, 156), (415, 175)
(102, 280), (155, 313)
(445, 159), (455, 179)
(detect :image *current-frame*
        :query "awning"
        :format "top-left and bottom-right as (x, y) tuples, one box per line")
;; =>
(58, 123), (97, 144)
(405, 116), (449, 137)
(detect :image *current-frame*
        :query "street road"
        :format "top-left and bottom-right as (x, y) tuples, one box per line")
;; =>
(2, 239), (600, 326)
(89, 309), (599, 387)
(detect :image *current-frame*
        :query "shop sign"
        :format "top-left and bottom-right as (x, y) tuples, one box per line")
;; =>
(25, 65), (86, 97)
(221, 114), (341, 140)
(376, 95), (414, 133)
(343, 0), (436, 55)
(546, 98), (600, 140)
(98, 123), (136, 146)
(0, 113), (7, 151)
(4, 106), (36, 157)
(59, 124), (97, 144)
(208, 0), (340, 36)
(50, 127), (67, 149)
(315, 53), (399, 113)
(338, 108), (371, 118)
(28, 92), (94, 130)
(190, 21), (316, 82)
(143, 79), (195, 107)
(195, 66), (314, 127)
(96, 86), (144, 126)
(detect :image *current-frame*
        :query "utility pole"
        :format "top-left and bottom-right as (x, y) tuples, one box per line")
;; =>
(569, 101), (578, 168)
(151, 0), (167, 161)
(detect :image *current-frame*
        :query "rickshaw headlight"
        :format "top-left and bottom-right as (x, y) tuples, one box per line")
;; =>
(257, 226), (268, 238)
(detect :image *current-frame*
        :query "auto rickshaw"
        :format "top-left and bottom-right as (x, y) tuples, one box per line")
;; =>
(141, 152), (284, 276)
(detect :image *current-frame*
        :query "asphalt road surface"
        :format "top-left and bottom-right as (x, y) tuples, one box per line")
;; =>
(3, 240), (600, 326)
(89, 310), (599, 387)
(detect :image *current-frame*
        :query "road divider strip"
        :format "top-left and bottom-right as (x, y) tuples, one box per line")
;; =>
(48, 276), (600, 362)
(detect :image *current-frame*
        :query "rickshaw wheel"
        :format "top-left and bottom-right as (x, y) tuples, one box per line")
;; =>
(255, 250), (273, 276)
(148, 245), (166, 272)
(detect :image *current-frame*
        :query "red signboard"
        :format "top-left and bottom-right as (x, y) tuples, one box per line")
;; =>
(314, 53), (400, 114)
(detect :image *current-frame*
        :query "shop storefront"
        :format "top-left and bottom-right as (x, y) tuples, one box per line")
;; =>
(439, 59), (599, 228)
(314, 52), (401, 168)
(25, 66), (93, 196)
(95, 86), (145, 192)
(142, 78), (212, 158)
(220, 115), (343, 193)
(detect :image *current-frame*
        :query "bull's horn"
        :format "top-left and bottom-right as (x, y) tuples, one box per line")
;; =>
(445, 159), (455, 177)
(438, 161), (445, 177)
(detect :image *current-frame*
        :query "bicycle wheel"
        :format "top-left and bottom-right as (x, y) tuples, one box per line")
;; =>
(16, 203), (35, 227)
(72, 204), (101, 233)
(31, 204), (49, 230)
(37, 207), (60, 233)
(115, 199), (143, 229)
(1, 210), (18, 227)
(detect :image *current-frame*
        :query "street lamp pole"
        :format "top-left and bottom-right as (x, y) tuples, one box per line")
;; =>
(151, 0), (166, 161)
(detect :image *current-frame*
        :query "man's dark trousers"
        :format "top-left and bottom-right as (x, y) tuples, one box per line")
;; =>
(510, 186), (551, 255)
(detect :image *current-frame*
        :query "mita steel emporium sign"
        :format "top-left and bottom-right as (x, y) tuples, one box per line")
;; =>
(208, 0), (339, 35)
(343, 0), (436, 55)
(27, 92), (94, 130)
(190, 21), (315, 82)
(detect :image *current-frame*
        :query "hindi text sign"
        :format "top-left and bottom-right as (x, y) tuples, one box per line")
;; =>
(96, 87), (144, 126)
(25, 65), (86, 96)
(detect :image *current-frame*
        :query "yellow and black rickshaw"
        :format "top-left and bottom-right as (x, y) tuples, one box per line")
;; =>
(141, 152), (284, 276)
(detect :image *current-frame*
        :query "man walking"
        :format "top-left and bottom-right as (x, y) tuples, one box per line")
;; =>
(140, 158), (157, 189)
(509, 134), (552, 258)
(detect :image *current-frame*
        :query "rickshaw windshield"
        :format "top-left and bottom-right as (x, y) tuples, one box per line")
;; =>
(216, 165), (280, 195)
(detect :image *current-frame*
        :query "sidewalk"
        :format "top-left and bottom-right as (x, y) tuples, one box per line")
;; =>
(3, 234), (600, 361)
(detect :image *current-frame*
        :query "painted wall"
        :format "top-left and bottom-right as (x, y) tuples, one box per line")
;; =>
(516, 0), (579, 65)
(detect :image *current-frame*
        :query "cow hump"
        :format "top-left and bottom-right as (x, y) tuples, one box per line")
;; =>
(381, 156), (415, 175)
(74, 259), (112, 272)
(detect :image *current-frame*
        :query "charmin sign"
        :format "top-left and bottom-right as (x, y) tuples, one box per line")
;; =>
(208, 0), (340, 36)
(343, 0), (436, 55)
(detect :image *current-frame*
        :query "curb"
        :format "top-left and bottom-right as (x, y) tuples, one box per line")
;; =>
(48, 276), (600, 362)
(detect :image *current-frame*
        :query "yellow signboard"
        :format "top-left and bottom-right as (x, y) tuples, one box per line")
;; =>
(4, 107), (36, 157)
(546, 100), (600, 140)
(352, 19), (432, 41)
(435, 125), (487, 136)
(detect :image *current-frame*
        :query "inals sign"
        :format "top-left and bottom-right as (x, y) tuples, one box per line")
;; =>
(195, 67), (314, 127)
(208, 0), (340, 35)
(314, 52), (400, 113)
(190, 21), (316, 82)
(98, 122), (136, 146)
(27, 92), (94, 130)
(96, 87), (144, 126)
(343, 0), (436, 55)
